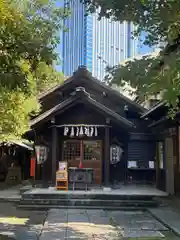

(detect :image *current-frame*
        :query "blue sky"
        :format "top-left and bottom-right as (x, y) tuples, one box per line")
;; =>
(137, 31), (155, 55)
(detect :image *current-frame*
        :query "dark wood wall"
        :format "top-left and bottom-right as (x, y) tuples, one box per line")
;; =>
(55, 103), (106, 125)
(126, 115), (156, 183)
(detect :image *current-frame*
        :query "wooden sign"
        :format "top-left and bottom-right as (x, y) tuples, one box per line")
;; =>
(56, 171), (67, 180)
(56, 161), (68, 190)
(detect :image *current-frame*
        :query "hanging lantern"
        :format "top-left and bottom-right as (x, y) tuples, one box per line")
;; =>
(35, 144), (48, 165)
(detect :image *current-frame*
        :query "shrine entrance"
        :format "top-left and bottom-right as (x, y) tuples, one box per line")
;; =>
(62, 140), (102, 184)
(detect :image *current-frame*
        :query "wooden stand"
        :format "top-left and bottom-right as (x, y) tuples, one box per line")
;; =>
(56, 162), (68, 190)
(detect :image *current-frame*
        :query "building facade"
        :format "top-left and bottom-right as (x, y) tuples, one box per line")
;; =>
(92, 16), (137, 80)
(62, 0), (90, 75)
(60, 0), (138, 80)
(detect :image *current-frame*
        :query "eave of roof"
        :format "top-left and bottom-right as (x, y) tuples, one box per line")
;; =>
(91, 77), (146, 113)
(148, 116), (168, 128)
(0, 140), (33, 151)
(30, 95), (79, 127)
(141, 101), (165, 119)
(31, 90), (134, 128)
(38, 66), (146, 113)
(85, 96), (134, 128)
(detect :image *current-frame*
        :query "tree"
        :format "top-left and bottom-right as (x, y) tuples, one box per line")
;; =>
(0, 0), (69, 140)
(83, 0), (180, 114)
(35, 62), (64, 94)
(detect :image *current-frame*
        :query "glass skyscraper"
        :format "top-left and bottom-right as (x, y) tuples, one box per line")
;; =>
(91, 15), (137, 80)
(61, 0), (138, 79)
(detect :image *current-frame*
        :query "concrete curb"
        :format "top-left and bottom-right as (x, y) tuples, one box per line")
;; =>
(148, 208), (180, 237)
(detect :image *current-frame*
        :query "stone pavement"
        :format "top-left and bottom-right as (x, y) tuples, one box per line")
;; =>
(0, 185), (21, 202)
(40, 209), (167, 239)
(0, 202), (45, 240)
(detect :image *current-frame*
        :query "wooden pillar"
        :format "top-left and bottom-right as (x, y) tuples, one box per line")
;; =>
(124, 136), (129, 183)
(156, 142), (160, 189)
(165, 136), (174, 194)
(174, 125), (179, 194)
(52, 126), (57, 185)
(104, 126), (110, 185)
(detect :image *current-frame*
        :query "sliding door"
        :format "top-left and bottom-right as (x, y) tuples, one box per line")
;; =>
(62, 140), (102, 184)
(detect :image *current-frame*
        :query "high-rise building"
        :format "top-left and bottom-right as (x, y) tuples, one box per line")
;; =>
(92, 16), (137, 80)
(61, 0), (92, 75)
(60, 0), (138, 79)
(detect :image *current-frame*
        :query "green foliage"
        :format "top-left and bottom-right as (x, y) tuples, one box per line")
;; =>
(84, 0), (180, 115)
(0, 87), (40, 141)
(0, 0), (68, 140)
(84, 0), (180, 45)
(35, 62), (64, 94)
(105, 56), (161, 101)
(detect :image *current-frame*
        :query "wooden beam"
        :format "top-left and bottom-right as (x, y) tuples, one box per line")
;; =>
(104, 126), (110, 185)
(52, 126), (57, 185)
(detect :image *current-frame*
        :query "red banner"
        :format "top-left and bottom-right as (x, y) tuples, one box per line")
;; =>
(30, 156), (36, 177)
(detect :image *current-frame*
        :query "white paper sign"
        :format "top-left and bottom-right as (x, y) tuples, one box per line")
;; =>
(149, 161), (154, 169)
(128, 161), (137, 168)
(59, 162), (67, 171)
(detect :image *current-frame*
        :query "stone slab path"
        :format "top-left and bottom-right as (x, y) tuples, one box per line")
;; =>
(149, 207), (180, 236)
(0, 202), (45, 240)
(40, 209), (167, 239)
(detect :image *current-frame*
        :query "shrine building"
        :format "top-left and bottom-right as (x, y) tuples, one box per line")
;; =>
(28, 66), (157, 187)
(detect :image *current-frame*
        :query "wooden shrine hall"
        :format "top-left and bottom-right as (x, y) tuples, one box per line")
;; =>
(28, 66), (157, 189)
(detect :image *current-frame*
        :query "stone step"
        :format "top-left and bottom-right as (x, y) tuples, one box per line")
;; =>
(22, 193), (155, 201)
(17, 204), (150, 211)
(19, 198), (158, 208)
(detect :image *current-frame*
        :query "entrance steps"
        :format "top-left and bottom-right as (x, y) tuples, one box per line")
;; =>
(18, 199), (159, 210)
(17, 187), (167, 210)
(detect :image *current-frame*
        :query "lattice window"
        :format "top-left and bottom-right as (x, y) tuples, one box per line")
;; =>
(83, 141), (101, 161)
(63, 141), (80, 161)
